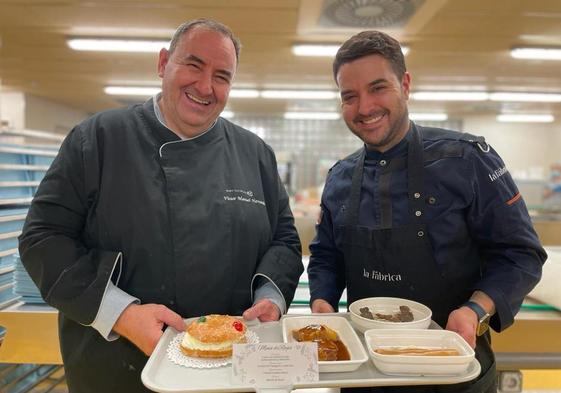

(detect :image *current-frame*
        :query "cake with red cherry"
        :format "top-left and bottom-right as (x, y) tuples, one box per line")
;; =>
(180, 314), (247, 358)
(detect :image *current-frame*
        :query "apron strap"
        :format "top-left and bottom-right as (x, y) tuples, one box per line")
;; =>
(459, 132), (490, 153)
(345, 150), (366, 226)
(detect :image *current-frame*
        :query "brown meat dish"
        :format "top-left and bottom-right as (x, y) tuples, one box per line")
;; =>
(292, 324), (350, 361)
(359, 305), (414, 322)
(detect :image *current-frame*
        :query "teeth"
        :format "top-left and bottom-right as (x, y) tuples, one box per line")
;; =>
(187, 93), (210, 105)
(363, 114), (384, 124)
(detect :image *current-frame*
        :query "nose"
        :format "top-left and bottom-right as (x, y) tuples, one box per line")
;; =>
(357, 94), (374, 116)
(194, 71), (213, 96)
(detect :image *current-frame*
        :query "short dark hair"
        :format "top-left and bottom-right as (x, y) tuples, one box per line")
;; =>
(333, 30), (406, 83)
(168, 18), (241, 63)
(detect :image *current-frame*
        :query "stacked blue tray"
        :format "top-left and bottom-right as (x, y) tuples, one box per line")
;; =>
(0, 142), (57, 307)
(0, 253), (20, 309)
(0, 144), (56, 205)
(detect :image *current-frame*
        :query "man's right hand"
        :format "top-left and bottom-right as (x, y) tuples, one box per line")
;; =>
(113, 303), (186, 356)
(311, 298), (335, 313)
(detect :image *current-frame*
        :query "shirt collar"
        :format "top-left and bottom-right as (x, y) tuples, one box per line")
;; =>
(152, 93), (217, 140)
(364, 125), (412, 161)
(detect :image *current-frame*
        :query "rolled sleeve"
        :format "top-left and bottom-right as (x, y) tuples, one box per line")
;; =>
(254, 279), (286, 314)
(90, 282), (139, 341)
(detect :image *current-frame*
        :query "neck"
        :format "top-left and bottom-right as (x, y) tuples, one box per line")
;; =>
(366, 118), (411, 153)
(158, 95), (209, 139)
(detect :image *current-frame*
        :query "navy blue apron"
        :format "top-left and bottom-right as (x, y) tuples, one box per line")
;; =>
(341, 125), (496, 392)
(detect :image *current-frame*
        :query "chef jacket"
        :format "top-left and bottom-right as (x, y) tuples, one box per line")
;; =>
(308, 124), (546, 332)
(18, 98), (303, 392)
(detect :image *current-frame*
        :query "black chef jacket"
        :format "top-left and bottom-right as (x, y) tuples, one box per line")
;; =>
(19, 99), (303, 392)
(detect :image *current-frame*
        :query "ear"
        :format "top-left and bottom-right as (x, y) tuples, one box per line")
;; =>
(401, 71), (411, 99)
(157, 48), (170, 78)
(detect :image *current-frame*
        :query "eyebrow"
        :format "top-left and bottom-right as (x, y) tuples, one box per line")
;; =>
(184, 54), (233, 80)
(368, 78), (387, 87)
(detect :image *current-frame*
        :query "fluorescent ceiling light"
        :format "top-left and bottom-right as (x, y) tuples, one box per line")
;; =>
(511, 47), (561, 60)
(229, 89), (259, 98)
(409, 113), (448, 121)
(411, 91), (489, 101)
(496, 114), (554, 123)
(292, 44), (340, 57)
(292, 44), (409, 56)
(104, 86), (161, 96)
(221, 110), (234, 119)
(284, 112), (340, 120)
(489, 92), (561, 102)
(262, 90), (337, 100)
(68, 38), (169, 52)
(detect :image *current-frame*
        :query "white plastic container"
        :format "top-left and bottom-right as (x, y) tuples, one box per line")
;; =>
(349, 297), (432, 333)
(364, 329), (475, 376)
(282, 315), (368, 373)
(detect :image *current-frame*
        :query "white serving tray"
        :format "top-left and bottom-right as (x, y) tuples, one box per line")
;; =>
(141, 314), (480, 393)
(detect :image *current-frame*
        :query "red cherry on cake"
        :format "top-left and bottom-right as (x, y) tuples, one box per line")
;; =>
(233, 321), (243, 332)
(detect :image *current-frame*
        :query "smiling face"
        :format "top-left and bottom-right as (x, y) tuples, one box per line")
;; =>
(157, 27), (236, 138)
(337, 54), (411, 152)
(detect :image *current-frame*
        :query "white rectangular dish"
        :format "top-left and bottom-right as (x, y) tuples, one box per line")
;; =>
(281, 315), (369, 373)
(364, 329), (475, 376)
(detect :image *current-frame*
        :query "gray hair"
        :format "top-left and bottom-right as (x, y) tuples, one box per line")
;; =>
(333, 30), (406, 83)
(168, 18), (241, 63)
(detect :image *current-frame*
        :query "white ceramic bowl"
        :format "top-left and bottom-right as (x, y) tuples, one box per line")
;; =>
(349, 297), (432, 333)
(281, 315), (368, 373)
(364, 328), (475, 376)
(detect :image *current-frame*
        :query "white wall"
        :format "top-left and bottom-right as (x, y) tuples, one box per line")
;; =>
(0, 91), (26, 130)
(0, 91), (89, 135)
(463, 115), (561, 179)
(24, 94), (89, 134)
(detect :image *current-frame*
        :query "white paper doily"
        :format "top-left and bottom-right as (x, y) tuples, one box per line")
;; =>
(167, 330), (260, 369)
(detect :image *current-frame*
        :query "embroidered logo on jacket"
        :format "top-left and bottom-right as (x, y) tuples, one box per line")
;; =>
(223, 189), (265, 206)
(488, 166), (508, 182)
(363, 268), (402, 282)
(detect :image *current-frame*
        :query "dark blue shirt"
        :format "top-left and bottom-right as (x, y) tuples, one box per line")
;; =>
(308, 125), (546, 331)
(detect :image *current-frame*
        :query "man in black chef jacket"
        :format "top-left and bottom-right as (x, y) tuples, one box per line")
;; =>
(19, 19), (303, 393)
(307, 30), (546, 392)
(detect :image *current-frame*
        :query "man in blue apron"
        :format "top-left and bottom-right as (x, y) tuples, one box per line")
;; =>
(308, 30), (546, 392)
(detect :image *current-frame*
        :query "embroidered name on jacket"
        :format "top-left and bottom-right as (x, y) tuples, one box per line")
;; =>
(363, 268), (402, 282)
(488, 166), (508, 182)
(223, 189), (265, 206)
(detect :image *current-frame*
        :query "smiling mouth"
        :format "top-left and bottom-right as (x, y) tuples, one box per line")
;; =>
(360, 113), (385, 125)
(186, 92), (211, 105)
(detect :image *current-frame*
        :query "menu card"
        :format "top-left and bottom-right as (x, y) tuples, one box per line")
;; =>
(231, 342), (319, 387)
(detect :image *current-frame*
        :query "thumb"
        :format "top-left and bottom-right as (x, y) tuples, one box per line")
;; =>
(158, 307), (186, 332)
(243, 299), (273, 321)
(242, 304), (262, 321)
(311, 299), (334, 313)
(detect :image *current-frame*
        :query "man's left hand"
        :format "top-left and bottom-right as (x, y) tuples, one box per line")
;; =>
(445, 307), (478, 348)
(242, 299), (280, 322)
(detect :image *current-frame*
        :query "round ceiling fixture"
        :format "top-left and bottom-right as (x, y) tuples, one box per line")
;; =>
(323, 0), (420, 28)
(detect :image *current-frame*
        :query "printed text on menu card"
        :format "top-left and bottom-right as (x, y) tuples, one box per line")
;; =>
(231, 343), (319, 386)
